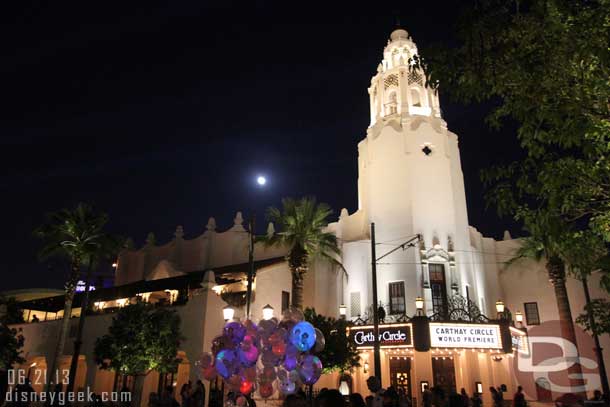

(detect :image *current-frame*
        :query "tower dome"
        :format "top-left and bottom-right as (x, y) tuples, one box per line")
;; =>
(390, 28), (409, 41)
(367, 27), (442, 126)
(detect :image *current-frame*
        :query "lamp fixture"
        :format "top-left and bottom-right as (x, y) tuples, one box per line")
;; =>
(223, 305), (235, 321)
(339, 304), (347, 317)
(415, 297), (424, 315)
(495, 300), (505, 314)
(515, 310), (523, 323)
(262, 304), (274, 321)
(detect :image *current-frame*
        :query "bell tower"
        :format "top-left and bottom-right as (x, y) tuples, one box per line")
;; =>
(336, 28), (489, 319)
(368, 28), (442, 127)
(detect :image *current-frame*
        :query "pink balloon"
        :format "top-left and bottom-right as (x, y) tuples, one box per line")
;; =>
(202, 365), (217, 381)
(259, 382), (274, 398)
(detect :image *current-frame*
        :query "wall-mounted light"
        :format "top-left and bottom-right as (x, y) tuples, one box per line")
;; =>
(262, 304), (274, 321)
(223, 305), (235, 321)
(515, 311), (523, 323)
(495, 300), (505, 315)
(363, 361), (369, 374)
(475, 382), (483, 394)
(112, 263), (117, 268)
(339, 304), (347, 317)
(339, 381), (350, 396)
(415, 297), (424, 315)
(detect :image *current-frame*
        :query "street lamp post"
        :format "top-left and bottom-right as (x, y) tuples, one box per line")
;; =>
(369, 223), (421, 384)
(245, 215), (256, 319)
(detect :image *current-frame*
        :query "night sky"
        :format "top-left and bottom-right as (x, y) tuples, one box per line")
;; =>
(0, 1), (522, 291)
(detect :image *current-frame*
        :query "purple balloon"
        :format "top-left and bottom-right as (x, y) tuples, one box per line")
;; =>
(224, 321), (246, 345)
(215, 349), (239, 379)
(297, 355), (323, 385)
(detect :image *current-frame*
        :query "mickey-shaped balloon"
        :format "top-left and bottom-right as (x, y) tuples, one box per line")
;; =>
(290, 321), (316, 352)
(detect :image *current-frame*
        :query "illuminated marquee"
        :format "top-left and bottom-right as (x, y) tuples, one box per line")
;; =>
(509, 326), (529, 355)
(348, 323), (413, 349)
(430, 323), (502, 349)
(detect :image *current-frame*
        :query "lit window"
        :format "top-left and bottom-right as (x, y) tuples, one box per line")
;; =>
(389, 281), (406, 314)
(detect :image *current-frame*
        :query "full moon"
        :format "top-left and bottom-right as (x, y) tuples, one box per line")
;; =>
(257, 176), (267, 186)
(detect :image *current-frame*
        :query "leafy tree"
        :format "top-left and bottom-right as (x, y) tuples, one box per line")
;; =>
(94, 302), (183, 377)
(0, 297), (25, 370)
(304, 308), (360, 373)
(414, 0), (610, 240)
(34, 203), (111, 388)
(577, 299), (610, 337)
(258, 197), (344, 309)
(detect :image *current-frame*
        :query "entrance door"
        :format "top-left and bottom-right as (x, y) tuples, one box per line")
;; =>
(432, 357), (456, 397)
(390, 356), (412, 399)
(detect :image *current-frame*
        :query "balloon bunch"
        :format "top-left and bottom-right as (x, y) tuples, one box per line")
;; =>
(194, 307), (325, 399)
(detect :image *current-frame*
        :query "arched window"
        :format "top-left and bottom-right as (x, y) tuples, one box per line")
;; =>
(387, 90), (398, 115)
(411, 88), (422, 107)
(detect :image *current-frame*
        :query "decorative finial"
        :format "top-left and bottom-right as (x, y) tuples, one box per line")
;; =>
(340, 208), (349, 220)
(234, 211), (244, 226)
(503, 230), (512, 241)
(266, 222), (275, 237)
(175, 225), (184, 239)
(145, 232), (156, 246)
(377, 63), (383, 73)
(206, 217), (217, 231)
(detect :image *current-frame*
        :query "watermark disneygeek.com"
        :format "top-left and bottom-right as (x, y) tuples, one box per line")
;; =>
(5, 368), (130, 405)
(5, 388), (131, 404)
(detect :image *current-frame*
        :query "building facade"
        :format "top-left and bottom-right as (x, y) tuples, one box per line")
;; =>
(6, 27), (610, 407)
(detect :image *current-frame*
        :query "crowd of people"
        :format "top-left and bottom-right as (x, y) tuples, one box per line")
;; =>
(276, 376), (552, 407)
(149, 380), (205, 407)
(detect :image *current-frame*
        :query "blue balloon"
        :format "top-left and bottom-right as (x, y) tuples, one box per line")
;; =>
(215, 349), (238, 379)
(290, 321), (316, 352)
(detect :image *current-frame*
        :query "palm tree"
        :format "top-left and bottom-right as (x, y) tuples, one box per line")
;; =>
(66, 233), (121, 392)
(509, 210), (584, 393)
(259, 197), (343, 310)
(34, 203), (110, 390)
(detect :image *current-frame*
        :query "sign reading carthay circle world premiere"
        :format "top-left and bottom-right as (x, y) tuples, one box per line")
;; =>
(430, 323), (502, 349)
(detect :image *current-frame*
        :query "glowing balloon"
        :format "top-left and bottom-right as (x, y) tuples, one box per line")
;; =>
(243, 366), (257, 382)
(243, 320), (259, 340)
(198, 352), (214, 369)
(238, 335), (259, 367)
(290, 321), (316, 352)
(282, 306), (304, 322)
(298, 355), (323, 385)
(278, 378), (297, 395)
(202, 365), (217, 381)
(212, 335), (235, 354)
(227, 374), (242, 392)
(215, 349), (239, 379)
(224, 322), (246, 345)
(240, 378), (254, 395)
(261, 348), (280, 367)
(261, 366), (277, 381)
(313, 328), (326, 352)
(259, 382), (274, 398)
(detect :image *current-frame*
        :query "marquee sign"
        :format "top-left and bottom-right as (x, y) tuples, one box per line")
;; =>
(429, 323), (502, 349)
(348, 323), (413, 349)
(510, 326), (529, 355)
